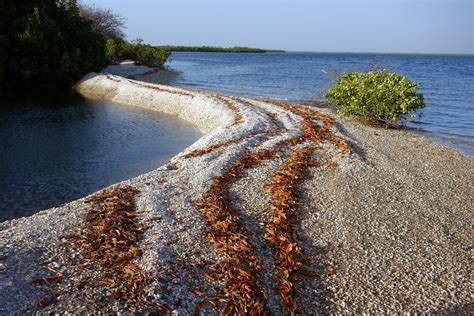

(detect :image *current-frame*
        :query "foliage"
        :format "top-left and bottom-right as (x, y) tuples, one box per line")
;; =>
(106, 39), (171, 68)
(105, 38), (124, 64)
(160, 45), (284, 53)
(78, 4), (126, 39)
(325, 70), (425, 125)
(0, 0), (108, 91)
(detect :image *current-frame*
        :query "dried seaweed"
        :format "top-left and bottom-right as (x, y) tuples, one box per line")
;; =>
(194, 97), (351, 313)
(265, 147), (315, 314)
(269, 100), (351, 154)
(183, 129), (276, 159)
(260, 102), (350, 313)
(213, 95), (244, 126)
(58, 94), (351, 313)
(266, 111), (280, 122)
(184, 99), (286, 159)
(195, 149), (279, 315)
(37, 298), (49, 308)
(68, 186), (168, 311)
(231, 97), (285, 130)
(183, 135), (250, 158)
(106, 75), (121, 82)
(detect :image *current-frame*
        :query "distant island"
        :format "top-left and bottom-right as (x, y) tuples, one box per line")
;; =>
(159, 46), (285, 53)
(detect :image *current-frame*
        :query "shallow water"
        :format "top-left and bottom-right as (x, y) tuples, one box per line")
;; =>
(155, 52), (474, 156)
(0, 93), (201, 221)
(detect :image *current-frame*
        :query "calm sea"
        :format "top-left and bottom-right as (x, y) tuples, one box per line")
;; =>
(161, 52), (474, 156)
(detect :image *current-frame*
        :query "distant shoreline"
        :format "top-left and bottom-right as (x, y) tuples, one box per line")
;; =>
(159, 45), (285, 53)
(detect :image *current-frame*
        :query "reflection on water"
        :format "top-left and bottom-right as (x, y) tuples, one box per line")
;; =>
(0, 92), (201, 221)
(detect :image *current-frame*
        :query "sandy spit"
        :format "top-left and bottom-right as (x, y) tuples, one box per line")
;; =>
(0, 65), (472, 315)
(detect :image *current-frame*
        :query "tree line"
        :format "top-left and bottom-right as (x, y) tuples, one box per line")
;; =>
(159, 46), (284, 53)
(0, 0), (283, 93)
(0, 0), (170, 92)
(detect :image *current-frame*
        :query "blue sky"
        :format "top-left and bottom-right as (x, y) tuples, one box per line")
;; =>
(82, 0), (473, 54)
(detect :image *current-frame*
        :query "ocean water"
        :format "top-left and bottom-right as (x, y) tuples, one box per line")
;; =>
(0, 93), (201, 221)
(160, 52), (474, 156)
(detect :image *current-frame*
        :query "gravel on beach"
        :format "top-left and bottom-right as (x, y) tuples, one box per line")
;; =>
(0, 67), (472, 315)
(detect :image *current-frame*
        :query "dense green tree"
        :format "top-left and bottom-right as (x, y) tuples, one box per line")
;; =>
(0, 0), (108, 91)
(105, 38), (171, 68)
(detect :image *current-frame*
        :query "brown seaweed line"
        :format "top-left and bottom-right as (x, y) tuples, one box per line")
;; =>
(264, 146), (316, 314)
(67, 186), (172, 312)
(211, 95), (244, 127)
(195, 100), (350, 313)
(183, 98), (283, 159)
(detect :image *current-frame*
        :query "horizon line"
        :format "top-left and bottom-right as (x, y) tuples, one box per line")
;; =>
(284, 50), (474, 56)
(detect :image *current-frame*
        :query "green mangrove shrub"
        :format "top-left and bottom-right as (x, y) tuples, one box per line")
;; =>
(326, 70), (425, 126)
(106, 39), (171, 68)
(0, 0), (108, 91)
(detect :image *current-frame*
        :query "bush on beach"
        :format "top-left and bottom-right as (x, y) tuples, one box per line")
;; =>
(106, 39), (171, 69)
(325, 70), (425, 126)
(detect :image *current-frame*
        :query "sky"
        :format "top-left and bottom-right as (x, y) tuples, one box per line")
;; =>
(82, 0), (473, 54)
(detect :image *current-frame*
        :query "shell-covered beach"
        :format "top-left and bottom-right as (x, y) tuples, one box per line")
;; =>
(1, 68), (473, 314)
